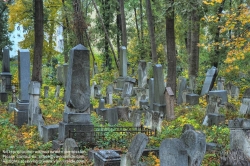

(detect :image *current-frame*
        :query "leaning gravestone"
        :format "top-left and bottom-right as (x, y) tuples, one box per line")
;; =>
(14, 49), (30, 127)
(1, 47), (12, 91)
(200, 66), (218, 96)
(180, 130), (206, 166)
(53, 44), (94, 149)
(138, 60), (147, 88)
(123, 133), (149, 165)
(160, 138), (188, 166)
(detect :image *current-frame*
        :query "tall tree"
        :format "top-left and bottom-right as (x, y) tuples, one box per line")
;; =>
(146, 0), (157, 63)
(0, 0), (12, 51)
(166, 0), (176, 96)
(32, 0), (44, 82)
(120, 0), (127, 47)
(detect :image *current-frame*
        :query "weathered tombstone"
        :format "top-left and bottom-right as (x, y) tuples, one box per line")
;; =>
(207, 113), (225, 126)
(28, 81), (41, 125)
(122, 77), (136, 98)
(138, 60), (147, 88)
(132, 111), (141, 127)
(200, 66), (218, 96)
(228, 118), (250, 159)
(94, 84), (102, 99)
(153, 64), (166, 115)
(90, 81), (96, 98)
(0, 47), (12, 91)
(180, 130), (206, 166)
(117, 106), (129, 121)
(14, 49), (30, 127)
(144, 111), (153, 129)
(127, 133), (149, 165)
(11, 85), (17, 102)
(231, 85), (240, 99)
(148, 78), (154, 110)
(220, 149), (250, 165)
(56, 64), (64, 84)
(122, 96), (130, 106)
(186, 93), (199, 105)
(160, 138), (188, 166)
(106, 84), (113, 105)
(165, 87), (175, 120)
(44, 86), (49, 98)
(93, 62), (98, 76)
(177, 77), (187, 104)
(243, 88), (250, 98)
(55, 85), (60, 98)
(53, 44), (94, 149)
(94, 150), (120, 166)
(101, 108), (118, 125)
(62, 63), (68, 87)
(63, 138), (79, 156)
(152, 111), (163, 132)
(209, 90), (228, 104)
(96, 98), (105, 115)
(217, 77), (225, 90)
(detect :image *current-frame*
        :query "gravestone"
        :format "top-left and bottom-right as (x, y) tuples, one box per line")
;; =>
(56, 65), (64, 84)
(53, 44), (94, 149)
(186, 93), (199, 105)
(117, 106), (129, 121)
(28, 81), (41, 125)
(180, 130), (206, 166)
(119, 46), (127, 77)
(42, 124), (59, 143)
(94, 84), (102, 99)
(231, 85), (240, 99)
(138, 60), (147, 88)
(207, 113), (225, 126)
(200, 66), (218, 96)
(106, 84), (113, 105)
(100, 108), (118, 125)
(152, 111), (163, 132)
(217, 77), (225, 90)
(165, 87), (175, 120)
(228, 118), (250, 159)
(122, 77), (136, 98)
(127, 133), (149, 165)
(0, 47), (12, 91)
(0, 76), (8, 102)
(14, 49), (30, 127)
(148, 78), (154, 110)
(63, 63), (68, 87)
(144, 110), (153, 129)
(44, 86), (49, 98)
(209, 90), (228, 104)
(55, 85), (60, 98)
(177, 77), (187, 104)
(160, 138), (188, 166)
(153, 64), (166, 115)
(63, 138), (79, 156)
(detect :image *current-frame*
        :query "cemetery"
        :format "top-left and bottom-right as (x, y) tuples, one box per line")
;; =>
(1, 0), (250, 165)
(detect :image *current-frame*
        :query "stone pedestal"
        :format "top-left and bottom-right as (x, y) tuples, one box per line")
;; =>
(186, 94), (199, 105)
(14, 100), (29, 127)
(42, 124), (59, 143)
(94, 150), (121, 166)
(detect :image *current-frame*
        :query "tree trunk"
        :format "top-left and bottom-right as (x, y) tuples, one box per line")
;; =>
(146, 0), (157, 63)
(189, 6), (200, 77)
(117, 0), (121, 56)
(120, 0), (127, 47)
(166, 0), (176, 96)
(62, 0), (69, 63)
(32, 0), (44, 83)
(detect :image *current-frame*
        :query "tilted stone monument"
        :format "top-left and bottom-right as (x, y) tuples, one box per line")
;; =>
(200, 66), (218, 96)
(53, 44), (94, 149)
(14, 49), (30, 127)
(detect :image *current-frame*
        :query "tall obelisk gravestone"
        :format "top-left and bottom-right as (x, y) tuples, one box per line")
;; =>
(1, 47), (12, 91)
(14, 49), (30, 126)
(53, 44), (94, 149)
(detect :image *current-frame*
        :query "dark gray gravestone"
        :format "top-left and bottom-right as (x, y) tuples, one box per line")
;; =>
(148, 78), (154, 110)
(65, 44), (90, 112)
(138, 60), (147, 88)
(209, 90), (228, 104)
(119, 46), (127, 77)
(53, 45), (94, 149)
(186, 93), (199, 105)
(14, 49), (30, 127)
(200, 66), (218, 96)
(1, 47), (12, 91)
(94, 150), (120, 166)
(180, 130), (206, 166)
(207, 113), (225, 126)
(153, 64), (166, 114)
(127, 133), (149, 165)
(117, 106), (129, 121)
(101, 108), (118, 125)
(160, 138), (188, 166)
(177, 77), (187, 104)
